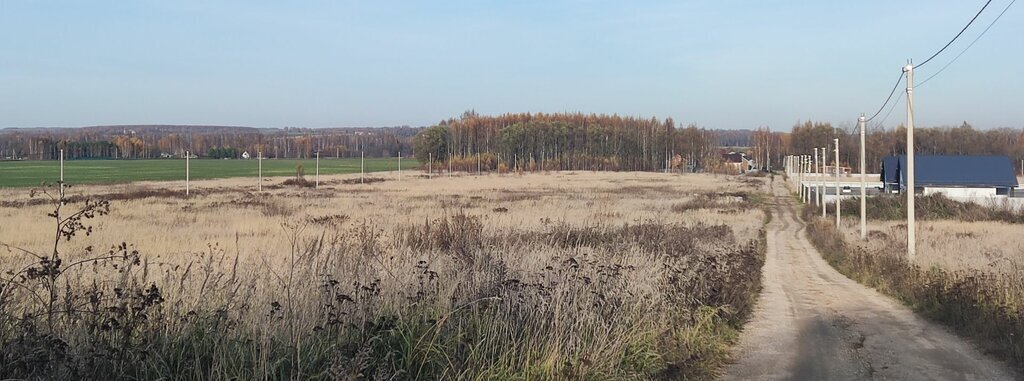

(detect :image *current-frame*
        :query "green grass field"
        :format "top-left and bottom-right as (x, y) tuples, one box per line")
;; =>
(0, 158), (421, 188)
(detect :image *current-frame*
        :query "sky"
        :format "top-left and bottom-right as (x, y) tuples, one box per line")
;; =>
(1, 0), (1021, 130)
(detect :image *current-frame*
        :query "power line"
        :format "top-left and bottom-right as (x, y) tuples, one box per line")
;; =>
(877, 92), (904, 128)
(916, 0), (993, 69)
(865, 72), (905, 122)
(918, 0), (1015, 87)
(861, 0), (996, 126)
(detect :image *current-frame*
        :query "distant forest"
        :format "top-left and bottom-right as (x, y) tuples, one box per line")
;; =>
(0, 125), (418, 160)
(3, 115), (1024, 173)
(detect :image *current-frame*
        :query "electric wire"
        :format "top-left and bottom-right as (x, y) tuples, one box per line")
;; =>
(861, 0), (997, 128)
(918, 0), (1015, 87)
(916, 0), (993, 69)
(865, 71), (905, 122)
(876, 92), (905, 128)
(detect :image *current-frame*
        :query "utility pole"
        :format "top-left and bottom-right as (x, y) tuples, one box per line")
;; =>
(398, 152), (402, 181)
(428, 153), (432, 177)
(315, 151), (320, 189)
(813, 148), (819, 205)
(478, 153), (481, 175)
(822, 145), (827, 217)
(258, 151), (263, 193)
(804, 155), (810, 203)
(185, 150), (190, 196)
(800, 155), (806, 201)
(859, 115), (867, 239)
(904, 62), (916, 262)
(798, 155), (803, 200)
(835, 138), (841, 226)
(360, 151), (364, 184)
(766, 129), (771, 173)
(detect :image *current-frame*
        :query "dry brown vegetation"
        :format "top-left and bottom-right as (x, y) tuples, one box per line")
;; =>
(0, 171), (767, 380)
(805, 199), (1024, 370)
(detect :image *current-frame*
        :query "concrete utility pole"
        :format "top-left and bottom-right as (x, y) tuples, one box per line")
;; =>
(813, 148), (819, 205)
(822, 145), (827, 217)
(398, 152), (402, 181)
(794, 155), (802, 202)
(315, 151), (320, 189)
(258, 151), (263, 193)
(805, 155), (810, 203)
(428, 153), (432, 177)
(360, 151), (365, 183)
(904, 62), (916, 262)
(835, 138), (841, 226)
(859, 115), (867, 239)
(185, 150), (190, 196)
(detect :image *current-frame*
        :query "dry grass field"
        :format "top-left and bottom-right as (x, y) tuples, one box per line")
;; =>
(839, 219), (1024, 274)
(0, 171), (768, 380)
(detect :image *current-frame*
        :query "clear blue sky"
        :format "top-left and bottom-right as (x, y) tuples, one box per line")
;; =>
(1, 0), (1021, 130)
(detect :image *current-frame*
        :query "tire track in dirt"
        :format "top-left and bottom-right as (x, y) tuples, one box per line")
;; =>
(721, 182), (1016, 380)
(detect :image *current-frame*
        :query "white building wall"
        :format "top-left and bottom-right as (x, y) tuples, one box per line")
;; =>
(922, 187), (996, 198)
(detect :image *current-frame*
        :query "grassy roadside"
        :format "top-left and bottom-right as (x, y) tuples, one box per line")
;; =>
(800, 204), (1024, 371)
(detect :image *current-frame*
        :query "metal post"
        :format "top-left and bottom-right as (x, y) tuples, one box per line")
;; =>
(186, 150), (190, 196)
(258, 151), (262, 192)
(835, 138), (840, 226)
(904, 62), (916, 262)
(59, 148), (64, 196)
(859, 115), (867, 239)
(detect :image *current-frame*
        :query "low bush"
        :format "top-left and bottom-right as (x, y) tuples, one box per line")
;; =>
(842, 193), (1024, 223)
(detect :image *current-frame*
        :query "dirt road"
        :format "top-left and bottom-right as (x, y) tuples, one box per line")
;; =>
(722, 183), (1016, 380)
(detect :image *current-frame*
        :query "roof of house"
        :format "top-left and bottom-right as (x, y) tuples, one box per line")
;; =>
(882, 155), (1019, 188)
(880, 156), (899, 184)
(721, 152), (746, 163)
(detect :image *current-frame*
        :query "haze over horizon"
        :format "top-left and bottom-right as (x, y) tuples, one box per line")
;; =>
(2, 0), (1021, 130)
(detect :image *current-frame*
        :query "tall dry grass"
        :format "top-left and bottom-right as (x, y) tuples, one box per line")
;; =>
(0, 172), (767, 379)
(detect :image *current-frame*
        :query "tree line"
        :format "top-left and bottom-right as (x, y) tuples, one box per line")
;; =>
(780, 121), (1024, 174)
(5, 118), (1023, 175)
(412, 111), (721, 172)
(0, 125), (416, 160)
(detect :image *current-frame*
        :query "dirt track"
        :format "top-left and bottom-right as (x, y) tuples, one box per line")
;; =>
(722, 182), (1016, 380)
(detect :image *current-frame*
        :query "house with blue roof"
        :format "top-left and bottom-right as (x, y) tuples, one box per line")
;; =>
(879, 155), (1018, 197)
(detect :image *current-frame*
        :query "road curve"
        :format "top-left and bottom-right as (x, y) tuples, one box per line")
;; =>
(721, 182), (1017, 380)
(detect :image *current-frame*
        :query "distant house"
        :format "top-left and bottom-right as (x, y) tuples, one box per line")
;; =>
(880, 155), (1019, 197)
(721, 152), (754, 173)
